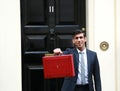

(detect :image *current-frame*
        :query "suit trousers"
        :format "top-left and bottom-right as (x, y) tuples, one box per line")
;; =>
(75, 84), (89, 91)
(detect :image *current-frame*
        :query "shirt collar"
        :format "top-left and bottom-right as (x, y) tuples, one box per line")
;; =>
(76, 48), (86, 54)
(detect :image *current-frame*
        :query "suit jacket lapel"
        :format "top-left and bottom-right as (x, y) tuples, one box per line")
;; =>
(86, 49), (90, 75)
(73, 48), (79, 68)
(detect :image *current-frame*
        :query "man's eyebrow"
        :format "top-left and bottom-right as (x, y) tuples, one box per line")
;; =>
(74, 36), (83, 39)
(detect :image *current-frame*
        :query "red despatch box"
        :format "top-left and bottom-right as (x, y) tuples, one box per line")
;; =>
(42, 54), (75, 79)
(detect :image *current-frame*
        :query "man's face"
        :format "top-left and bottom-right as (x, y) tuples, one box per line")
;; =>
(72, 33), (86, 50)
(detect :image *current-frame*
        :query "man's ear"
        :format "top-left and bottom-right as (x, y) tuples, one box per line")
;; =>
(72, 39), (75, 44)
(85, 37), (87, 42)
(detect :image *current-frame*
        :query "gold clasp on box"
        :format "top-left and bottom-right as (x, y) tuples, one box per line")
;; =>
(45, 53), (54, 56)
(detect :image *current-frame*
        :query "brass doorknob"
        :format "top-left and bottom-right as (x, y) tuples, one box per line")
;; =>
(100, 41), (109, 51)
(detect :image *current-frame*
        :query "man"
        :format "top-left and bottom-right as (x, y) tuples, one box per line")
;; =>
(53, 29), (102, 91)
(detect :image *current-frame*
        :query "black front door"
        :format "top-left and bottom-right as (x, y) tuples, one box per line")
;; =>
(20, 0), (86, 91)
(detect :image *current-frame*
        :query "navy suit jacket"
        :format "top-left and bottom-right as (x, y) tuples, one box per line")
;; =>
(61, 48), (101, 91)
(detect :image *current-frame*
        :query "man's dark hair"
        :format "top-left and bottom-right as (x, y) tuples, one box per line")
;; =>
(72, 29), (86, 38)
